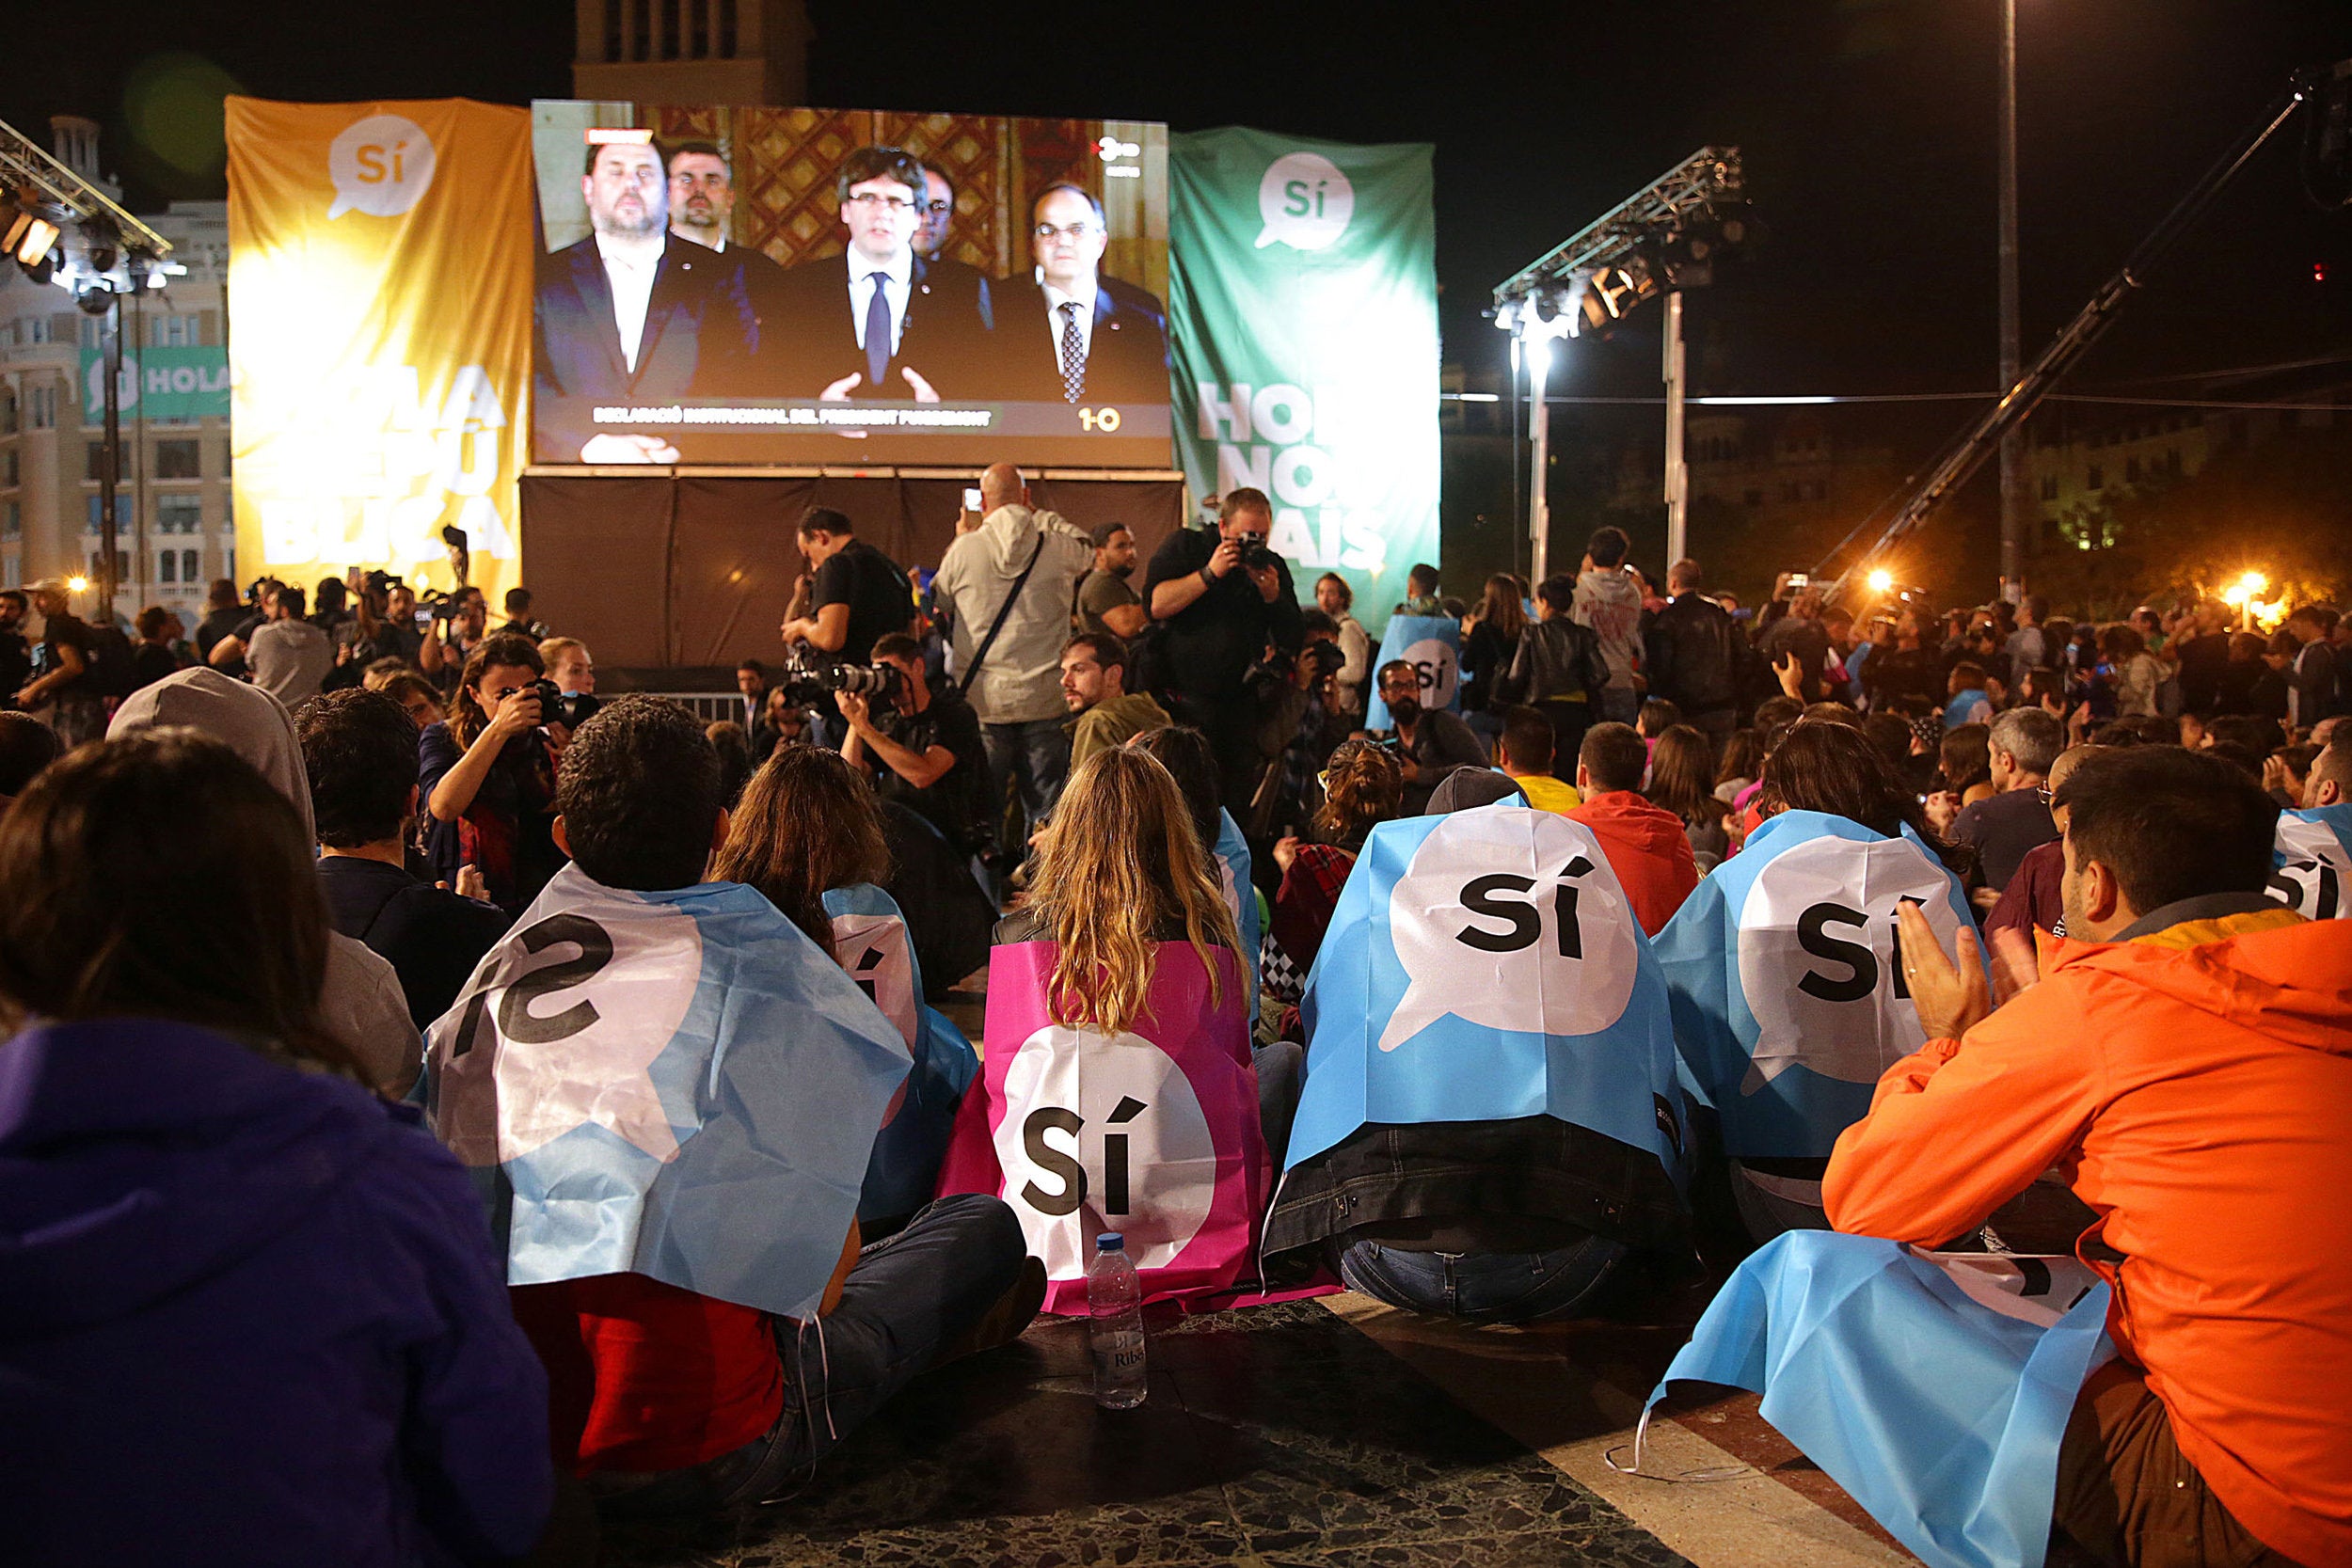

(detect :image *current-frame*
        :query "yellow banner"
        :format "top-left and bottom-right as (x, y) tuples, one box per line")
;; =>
(226, 97), (532, 609)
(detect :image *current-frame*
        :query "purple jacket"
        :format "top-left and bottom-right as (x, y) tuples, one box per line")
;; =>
(0, 1018), (551, 1565)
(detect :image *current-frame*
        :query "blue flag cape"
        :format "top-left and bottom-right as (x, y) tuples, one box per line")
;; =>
(2270, 803), (2352, 920)
(822, 883), (980, 1221)
(1362, 612), (1464, 730)
(1213, 808), (1262, 1021)
(1286, 803), (1685, 1178)
(427, 864), (911, 1320)
(1653, 810), (1980, 1159)
(1650, 1231), (2115, 1568)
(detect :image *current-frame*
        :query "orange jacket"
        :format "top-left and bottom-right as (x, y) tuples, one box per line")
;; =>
(1565, 790), (1700, 935)
(1824, 907), (2352, 1567)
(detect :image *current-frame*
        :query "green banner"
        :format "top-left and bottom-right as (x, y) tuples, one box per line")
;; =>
(1168, 128), (1438, 633)
(81, 344), (231, 422)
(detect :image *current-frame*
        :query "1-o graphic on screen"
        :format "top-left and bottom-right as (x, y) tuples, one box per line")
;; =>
(328, 113), (438, 219)
(1077, 407), (1121, 432)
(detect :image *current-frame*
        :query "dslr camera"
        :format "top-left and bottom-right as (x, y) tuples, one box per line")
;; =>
(1234, 533), (1283, 574)
(774, 646), (908, 710)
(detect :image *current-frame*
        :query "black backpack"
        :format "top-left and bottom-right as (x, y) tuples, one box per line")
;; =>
(80, 626), (139, 701)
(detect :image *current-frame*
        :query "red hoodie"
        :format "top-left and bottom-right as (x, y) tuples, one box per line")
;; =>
(1826, 909), (2352, 1566)
(1565, 790), (1700, 935)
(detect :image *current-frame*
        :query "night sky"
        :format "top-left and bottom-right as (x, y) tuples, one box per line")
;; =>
(8, 1), (2350, 401)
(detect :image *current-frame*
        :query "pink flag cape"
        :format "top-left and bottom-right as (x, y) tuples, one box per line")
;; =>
(936, 940), (1274, 1314)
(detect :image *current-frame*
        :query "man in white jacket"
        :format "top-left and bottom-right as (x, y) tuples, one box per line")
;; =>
(930, 464), (1095, 843)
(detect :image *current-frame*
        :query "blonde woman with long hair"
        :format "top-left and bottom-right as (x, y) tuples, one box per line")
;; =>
(998, 746), (1241, 1037)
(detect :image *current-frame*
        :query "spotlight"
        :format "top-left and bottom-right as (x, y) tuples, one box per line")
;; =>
(66, 575), (89, 594)
(1866, 568), (1895, 595)
(5, 201), (59, 269)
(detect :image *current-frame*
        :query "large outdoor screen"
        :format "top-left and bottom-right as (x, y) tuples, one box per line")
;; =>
(529, 102), (1172, 468)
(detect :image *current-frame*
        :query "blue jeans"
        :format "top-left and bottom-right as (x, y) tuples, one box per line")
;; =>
(593, 1194), (1028, 1516)
(1340, 1233), (1629, 1325)
(983, 717), (1073, 846)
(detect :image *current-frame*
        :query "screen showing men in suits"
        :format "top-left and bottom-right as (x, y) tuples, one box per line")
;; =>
(530, 103), (1173, 468)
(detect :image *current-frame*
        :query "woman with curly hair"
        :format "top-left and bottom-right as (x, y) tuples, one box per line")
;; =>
(1263, 738), (1403, 1003)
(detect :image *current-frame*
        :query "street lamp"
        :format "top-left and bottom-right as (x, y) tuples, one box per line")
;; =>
(1997, 0), (2028, 602)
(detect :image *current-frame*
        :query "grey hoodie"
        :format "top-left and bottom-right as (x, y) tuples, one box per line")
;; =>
(931, 504), (1096, 725)
(1573, 568), (1645, 692)
(107, 670), (425, 1093)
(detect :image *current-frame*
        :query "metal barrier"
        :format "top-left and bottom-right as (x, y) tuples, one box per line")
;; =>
(635, 692), (751, 726)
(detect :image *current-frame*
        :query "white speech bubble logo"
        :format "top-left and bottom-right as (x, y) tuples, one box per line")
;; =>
(2270, 815), (2351, 920)
(1379, 809), (1641, 1052)
(432, 901), (703, 1166)
(85, 356), (138, 415)
(327, 113), (437, 219)
(993, 1026), (1218, 1282)
(1734, 833), (1964, 1090)
(1256, 151), (1355, 250)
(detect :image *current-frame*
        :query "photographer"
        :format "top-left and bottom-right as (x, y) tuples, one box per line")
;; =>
(419, 632), (566, 914)
(839, 634), (989, 853)
(1143, 485), (1304, 809)
(420, 586), (487, 689)
(781, 506), (914, 741)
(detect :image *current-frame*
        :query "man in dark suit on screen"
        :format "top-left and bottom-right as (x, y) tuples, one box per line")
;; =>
(762, 146), (993, 402)
(665, 139), (792, 338)
(1001, 183), (1169, 409)
(532, 138), (756, 464)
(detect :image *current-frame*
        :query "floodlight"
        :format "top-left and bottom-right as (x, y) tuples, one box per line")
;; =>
(66, 575), (88, 594)
(1866, 568), (1895, 595)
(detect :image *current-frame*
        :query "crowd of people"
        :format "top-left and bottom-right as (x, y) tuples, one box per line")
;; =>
(1, 485), (2346, 1568)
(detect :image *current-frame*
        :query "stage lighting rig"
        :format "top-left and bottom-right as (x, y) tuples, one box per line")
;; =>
(1493, 147), (1753, 579)
(0, 115), (173, 293)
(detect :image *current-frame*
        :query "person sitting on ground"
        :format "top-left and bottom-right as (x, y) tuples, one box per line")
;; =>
(420, 633), (567, 915)
(1267, 739), (1403, 1004)
(705, 719), (754, 808)
(749, 687), (808, 765)
(1061, 632), (1168, 772)
(1567, 721), (1700, 936)
(1939, 705), (2063, 895)
(501, 698), (1038, 1515)
(298, 689), (512, 1032)
(2304, 735), (2351, 812)
(372, 668), (446, 730)
(1935, 721), (1995, 813)
(1828, 746), (2352, 1568)
(1982, 742), (2100, 946)
(109, 669), (423, 1095)
(1713, 726), (1764, 806)
(1944, 659), (1994, 730)
(0, 709), (62, 808)
(1364, 657), (1486, 815)
(1646, 722), (1731, 872)
(1637, 697), (1681, 752)
(1492, 703), (1583, 815)
(1494, 573), (1610, 764)
(1263, 745), (1692, 1324)
(0, 732), (565, 1565)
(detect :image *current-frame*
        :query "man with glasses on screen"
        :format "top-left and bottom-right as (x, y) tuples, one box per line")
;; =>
(532, 136), (756, 464)
(665, 140), (789, 341)
(1007, 183), (1169, 409)
(913, 161), (996, 330)
(768, 146), (993, 402)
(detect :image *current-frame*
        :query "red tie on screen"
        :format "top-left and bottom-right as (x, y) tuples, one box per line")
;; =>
(1057, 300), (1085, 404)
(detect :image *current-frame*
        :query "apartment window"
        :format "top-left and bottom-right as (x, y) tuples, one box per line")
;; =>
(159, 314), (198, 347)
(2087, 466), (2104, 491)
(182, 547), (199, 583)
(25, 316), (54, 345)
(28, 387), (55, 429)
(0, 390), (14, 434)
(3, 449), (14, 487)
(2041, 475), (2059, 500)
(157, 494), (203, 534)
(159, 550), (177, 583)
(155, 438), (201, 479)
(79, 316), (103, 349)
(87, 441), (125, 483)
(3, 502), (17, 539)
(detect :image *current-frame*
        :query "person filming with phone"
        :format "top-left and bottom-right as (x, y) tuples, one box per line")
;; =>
(419, 633), (569, 915)
(1144, 485), (1304, 809)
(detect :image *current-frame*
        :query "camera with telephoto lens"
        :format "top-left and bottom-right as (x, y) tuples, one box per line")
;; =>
(775, 646), (906, 710)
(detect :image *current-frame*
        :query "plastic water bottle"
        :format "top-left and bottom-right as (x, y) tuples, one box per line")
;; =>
(1088, 1232), (1147, 1409)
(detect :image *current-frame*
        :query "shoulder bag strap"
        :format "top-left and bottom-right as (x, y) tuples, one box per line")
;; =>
(957, 531), (1048, 696)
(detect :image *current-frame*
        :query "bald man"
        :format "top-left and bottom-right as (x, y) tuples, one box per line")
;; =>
(1984, 743), (2099, 942)
(930, 462), (1095, 842)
